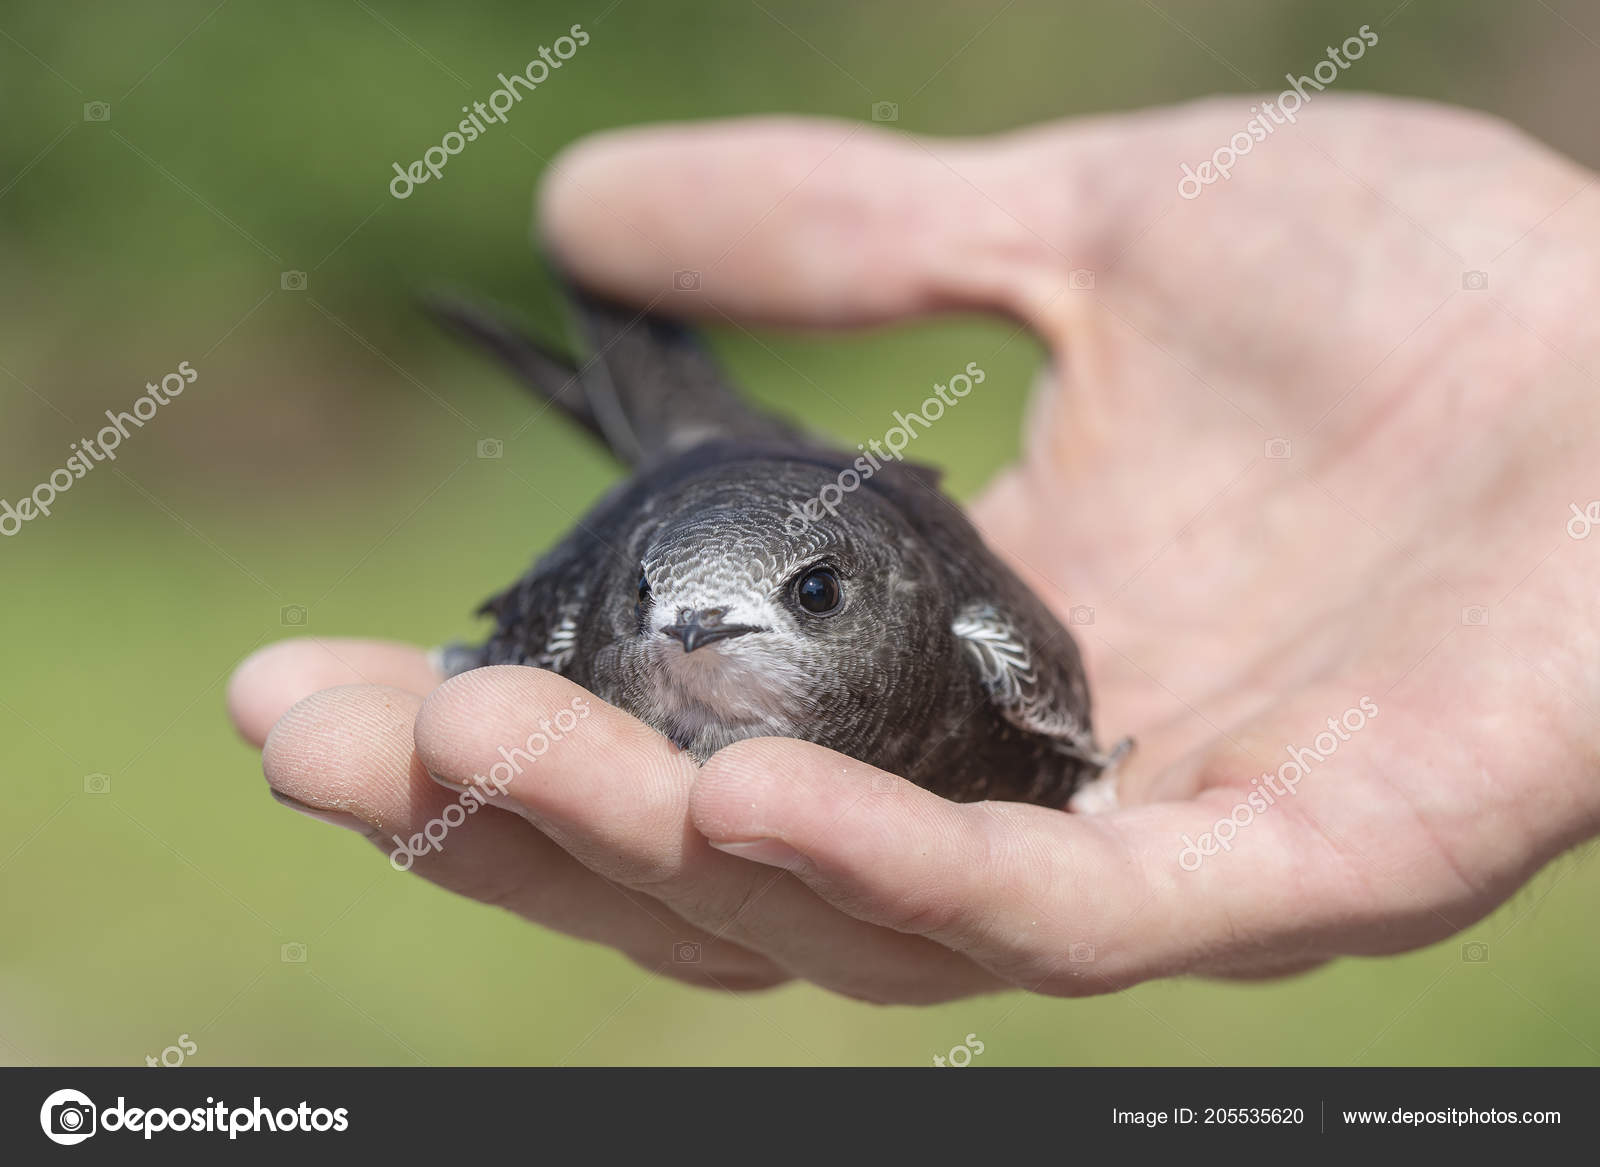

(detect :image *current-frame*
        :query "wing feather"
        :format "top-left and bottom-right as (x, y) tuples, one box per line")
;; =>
(953, 603), (1097, 758)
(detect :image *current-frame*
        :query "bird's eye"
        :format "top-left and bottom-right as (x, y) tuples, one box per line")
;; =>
(637, 570), (651, 604)
(795, 567), (842, 615)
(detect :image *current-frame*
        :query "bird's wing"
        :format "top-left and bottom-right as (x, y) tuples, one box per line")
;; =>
(425, 285), (808, 469)
(952, 602), (1099, 761)
(560, 283), (806, 464)
(423, 294), (605, 446)
(470, 534), (600, 674)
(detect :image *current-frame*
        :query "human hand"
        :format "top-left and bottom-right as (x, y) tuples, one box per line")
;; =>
(232, 97), (1600, 1000)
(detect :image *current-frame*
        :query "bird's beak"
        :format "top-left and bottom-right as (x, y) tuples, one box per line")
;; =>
(662, 611), (761, 653)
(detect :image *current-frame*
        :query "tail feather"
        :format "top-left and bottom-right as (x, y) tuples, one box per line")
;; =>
(559, 284), (802, 462)
(427, 282), (803, 467)
(423, 293), (606, 447)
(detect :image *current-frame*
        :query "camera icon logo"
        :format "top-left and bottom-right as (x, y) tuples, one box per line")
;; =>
(1068, 605), (1095, 626)
(40, 1088), (97, 1145)
(83, 102), (111, 122)
(83, 773), (111, 795)
(870, 101), (900, 122)
(1461, 605), (1489, 627)
(672, 940), (702, 963)
(281, 604), (308, 627)
(1461, 270), (1489, 291)
(476, 437), (504, 459)
(1461, 940), (1490, 963)
(1069, 942), (1096, 963)
(281, 941), (308, 963)
(280, 270), (308, 292)
(673, 269), (702, 291)
(1264, 437), (1292, 460)
(1069, 268), (1096, 290)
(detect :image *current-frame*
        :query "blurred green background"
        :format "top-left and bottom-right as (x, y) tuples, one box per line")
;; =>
(3, 0), (1597, 1066)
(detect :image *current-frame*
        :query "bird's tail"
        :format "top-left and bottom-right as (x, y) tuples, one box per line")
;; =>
(424, 281), (800, 467)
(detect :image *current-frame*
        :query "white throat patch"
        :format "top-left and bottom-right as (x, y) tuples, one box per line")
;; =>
(644, 617), (808, 749)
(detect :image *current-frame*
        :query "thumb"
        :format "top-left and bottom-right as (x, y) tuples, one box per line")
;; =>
(537, 115), (1122, 329)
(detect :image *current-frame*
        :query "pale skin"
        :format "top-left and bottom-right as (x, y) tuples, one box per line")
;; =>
(230, 96), (1600, 1003)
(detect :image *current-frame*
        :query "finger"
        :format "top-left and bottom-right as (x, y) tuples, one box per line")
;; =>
(689, 734), (1397, 995)
(415, 666), (1002, 1003)
(228, 638), (441, 747)
(539, 116), (1130, 328)
(263, 683), (786, 990)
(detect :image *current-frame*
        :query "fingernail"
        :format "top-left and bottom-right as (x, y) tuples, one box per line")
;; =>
(269, 789), (371, 834)
(708, 838), (808, 871)
(425, 768), (470, 793)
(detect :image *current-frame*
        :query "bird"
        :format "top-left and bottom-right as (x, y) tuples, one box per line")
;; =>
(427, 282), (1128, 807)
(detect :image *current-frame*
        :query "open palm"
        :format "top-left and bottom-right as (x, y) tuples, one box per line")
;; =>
(231, 97), (1600, 1001)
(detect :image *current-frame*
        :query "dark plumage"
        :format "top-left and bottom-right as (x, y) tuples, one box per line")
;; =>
(428, 284), (1125, 806)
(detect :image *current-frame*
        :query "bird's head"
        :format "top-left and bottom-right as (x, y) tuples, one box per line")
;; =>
(625, 465), (946, 744)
